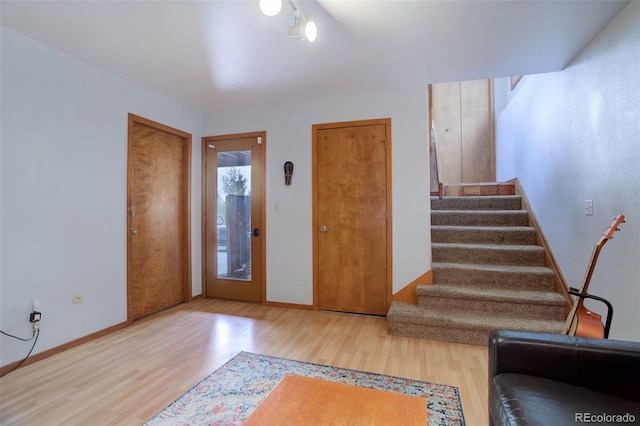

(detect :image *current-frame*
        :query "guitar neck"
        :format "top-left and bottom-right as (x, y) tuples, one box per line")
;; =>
(577, 245), (602, 296)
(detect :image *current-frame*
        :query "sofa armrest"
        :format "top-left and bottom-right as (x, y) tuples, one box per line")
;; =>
(489, 329), (640, 402)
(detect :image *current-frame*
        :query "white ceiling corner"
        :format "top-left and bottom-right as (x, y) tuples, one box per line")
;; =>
(0, 0), (630, 112)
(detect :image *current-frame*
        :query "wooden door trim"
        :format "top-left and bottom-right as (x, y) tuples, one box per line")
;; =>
(127, 113), (192, 323)
(201, 131), (267, 302)
(311, 118), (393, 313)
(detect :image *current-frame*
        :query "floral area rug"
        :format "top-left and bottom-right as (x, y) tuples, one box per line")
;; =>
(145, 351), (465, 425)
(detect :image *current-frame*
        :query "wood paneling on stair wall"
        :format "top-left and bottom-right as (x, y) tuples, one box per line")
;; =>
(430, 80), (495, 184)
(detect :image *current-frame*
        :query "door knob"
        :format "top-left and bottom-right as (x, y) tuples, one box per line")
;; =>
(131, 228), (138, 236)
(319, 225), (329, 233)
(252, 228), (260, 237)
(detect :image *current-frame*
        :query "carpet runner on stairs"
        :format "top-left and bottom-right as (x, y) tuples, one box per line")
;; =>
(388, 189), (566, 346)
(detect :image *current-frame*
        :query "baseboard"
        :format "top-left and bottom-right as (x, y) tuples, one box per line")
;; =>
(510, 178), (573, 314)
(263, 300), (315, 310)
(0, 321), (129, 376)
(392, 270), (433, 304)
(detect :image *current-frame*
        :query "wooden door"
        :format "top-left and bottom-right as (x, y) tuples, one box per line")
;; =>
(203, 133), (264, 303)
(431, 79), (495, 183)
(313, 119), (391, 315)
(127, 114), (191, 321)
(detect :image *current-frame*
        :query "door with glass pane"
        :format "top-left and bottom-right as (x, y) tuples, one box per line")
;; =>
(203, 133), (264, 302)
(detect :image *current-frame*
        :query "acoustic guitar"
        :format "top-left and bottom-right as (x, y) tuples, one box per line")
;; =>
(562, 214), (625, 338)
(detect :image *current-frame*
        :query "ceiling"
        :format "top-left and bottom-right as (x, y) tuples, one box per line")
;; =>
(1, 0), (629, 113)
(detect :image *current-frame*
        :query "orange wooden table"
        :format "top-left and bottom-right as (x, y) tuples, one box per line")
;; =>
(243, 374), (427, 425)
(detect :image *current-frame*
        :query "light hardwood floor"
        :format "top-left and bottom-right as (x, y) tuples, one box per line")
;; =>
(0, 299), (489, 425)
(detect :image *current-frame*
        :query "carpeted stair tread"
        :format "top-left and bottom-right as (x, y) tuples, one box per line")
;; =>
(416, 285), (565, 306)
(433, 262), (553, 274)
(388, 302), (564, 334)
(431, 195), (522, 211)
(387, 301), (565, 345)
(431, 225), (536, 245)
(432, 242), (545, 266)
(431, 210), (529, 226)
(415, 285), (566, 320)
(432, 242), (544, 250)
(432, 262), (556, 291)
(387, 190), (567, 346)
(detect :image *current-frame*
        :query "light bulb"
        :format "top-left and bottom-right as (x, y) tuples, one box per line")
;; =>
(304, 20), (317, 42)
(259, 0), (282, 17)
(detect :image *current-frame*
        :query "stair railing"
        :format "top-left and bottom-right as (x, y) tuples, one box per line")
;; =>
(431, 120), (444, 199)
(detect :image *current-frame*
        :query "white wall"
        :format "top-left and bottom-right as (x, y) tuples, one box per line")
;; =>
(494, 1), (640, 341)
(1, 27), (202, 365)
(1, 27), (431, 367)
(202, 90), (431, 305)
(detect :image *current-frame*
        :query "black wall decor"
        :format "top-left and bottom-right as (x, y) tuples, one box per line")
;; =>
(284, 161), (294, 185)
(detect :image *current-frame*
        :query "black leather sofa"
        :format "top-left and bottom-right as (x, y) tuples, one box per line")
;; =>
(489, 330), (640, 426)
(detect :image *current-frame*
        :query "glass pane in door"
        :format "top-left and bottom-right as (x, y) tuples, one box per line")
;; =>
(216, 150), (252, 281)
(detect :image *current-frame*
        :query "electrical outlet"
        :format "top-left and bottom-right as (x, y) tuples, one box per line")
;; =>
(30, 300), (42, 326)
(584, 200), (594, 216)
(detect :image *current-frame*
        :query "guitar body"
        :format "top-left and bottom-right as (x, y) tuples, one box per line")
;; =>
(573, 306), (605, 338)
(563, 214), (625, 339)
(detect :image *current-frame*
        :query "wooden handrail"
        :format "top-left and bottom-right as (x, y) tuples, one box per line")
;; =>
(431, 120), (444, 199)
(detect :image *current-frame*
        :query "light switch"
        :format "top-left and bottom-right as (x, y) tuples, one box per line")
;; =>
(584, 200), (594, 216)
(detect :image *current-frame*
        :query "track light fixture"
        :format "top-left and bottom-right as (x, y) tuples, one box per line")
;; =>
(259, 0), (282, 17)
(259, 0), (317, 42)
(288, 12), (317, 42)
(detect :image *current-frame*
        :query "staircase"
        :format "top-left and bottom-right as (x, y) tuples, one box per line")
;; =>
(388, 183), (566, 346)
